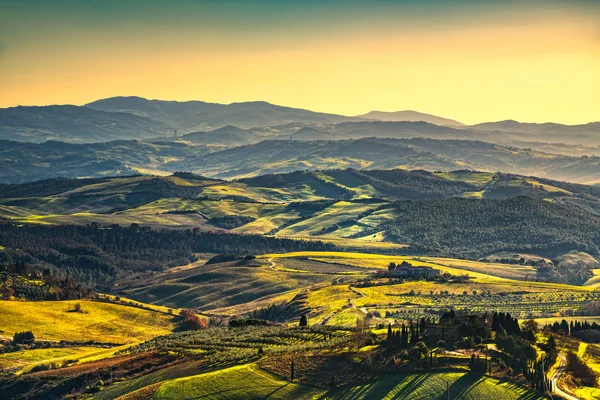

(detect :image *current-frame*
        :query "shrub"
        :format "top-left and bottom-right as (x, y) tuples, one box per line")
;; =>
(179, 309), (208, 330)
(13, 330), (35, 344)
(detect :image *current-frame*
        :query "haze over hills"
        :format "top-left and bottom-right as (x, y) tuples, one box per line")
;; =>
(2, 96), (600, 149)
(468, 120), (600, 146)
(3, 136), (600, 184)
(358, 110), (464, 126)
(85, 96), (358, 132)
(0, 105), (172, 143)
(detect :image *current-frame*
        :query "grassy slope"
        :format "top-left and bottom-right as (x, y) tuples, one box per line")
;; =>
(0, 300), (178, 343)
(121, 260), (342, 310)
(261, 251), (537, 281)
(0, 346), (99, 371)
(151, 364), (323, 400)
(139, 364), (542, 400)
(328, 371), (543, 400)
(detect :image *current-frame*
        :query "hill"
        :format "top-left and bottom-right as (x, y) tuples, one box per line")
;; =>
(358, 110), (464, 126)
(179, 125), (255, 146)
(0, 105), (171, 143)
(469, 120), (600, 146)
(177, 137), (600, 183)
(85, 96), (358, 132)
(0, 140), (211, 184)
(3, 169), (600, 268)
(0, 299), (178, 344)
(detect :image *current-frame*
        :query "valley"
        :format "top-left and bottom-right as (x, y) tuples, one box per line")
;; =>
(2, 102), (600, 400)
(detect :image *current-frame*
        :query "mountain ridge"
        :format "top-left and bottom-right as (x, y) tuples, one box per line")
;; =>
(358, 110), (464, 126)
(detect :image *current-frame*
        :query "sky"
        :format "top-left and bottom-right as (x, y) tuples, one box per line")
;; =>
(0, 0), (599, 124)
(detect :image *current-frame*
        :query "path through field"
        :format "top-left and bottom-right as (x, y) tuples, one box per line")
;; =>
(349, 287), (368, 315)
(550, 354), (578, 400)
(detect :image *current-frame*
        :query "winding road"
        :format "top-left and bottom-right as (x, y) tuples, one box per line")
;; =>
(550, 354), (578, 400)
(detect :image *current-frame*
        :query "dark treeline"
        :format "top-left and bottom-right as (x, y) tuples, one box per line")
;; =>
(0, 177), (111, 198)
(547, 319), (600, 335)
(381, 196), (600, 260)
(0, 222), (335, 286)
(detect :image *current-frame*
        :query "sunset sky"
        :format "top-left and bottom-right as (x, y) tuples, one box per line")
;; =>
(1, 0), (599, 124)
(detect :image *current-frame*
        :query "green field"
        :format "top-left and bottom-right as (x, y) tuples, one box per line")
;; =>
(0, 300), (178, 343)
(133, 364), (544, 400)
(151, 364), (323, 400)
(0, 346), (100, 372)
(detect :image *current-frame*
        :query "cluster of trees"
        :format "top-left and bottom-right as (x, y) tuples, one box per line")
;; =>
(547, 319), (600, 335)
(179, 309), (208, 330)
(385, 319), (427, 350)
(13, 331), (35, 345)
(249, 302), (300, 323)
(207, 215), (256, 229)
(355, 169), (477, 201)
(468, 354), (492, 374)
(205, 254), (255, 264)
(228, 318), (269, 328)
(482, 257), (547, 267)
(492, 316), (558, 395)
(387, 261), (413, 271)
(1, 265), (92, 300)
(491, 312), (521, 336)
(380, 196), (600, 261)
(0, 222), (335, 287)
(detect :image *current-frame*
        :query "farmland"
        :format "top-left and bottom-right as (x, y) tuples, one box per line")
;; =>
(2, 170), (600, 399)
(0, 300), (179, 343)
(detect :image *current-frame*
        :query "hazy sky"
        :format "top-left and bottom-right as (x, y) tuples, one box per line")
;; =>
(1, 0), (599, 124)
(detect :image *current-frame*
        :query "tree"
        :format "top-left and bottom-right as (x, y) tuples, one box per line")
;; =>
(299, 315), (308, 327)
(408, 341), (429, 364)
(13, 330), (35, 344)
(180, 309), (208, 330)
(290, 360), (295, 381)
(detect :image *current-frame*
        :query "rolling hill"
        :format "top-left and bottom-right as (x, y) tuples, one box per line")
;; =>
(3, 169), (600, 264)
(469, 120), (600, 146)
(0, 139), (212, 184)
(85, 96), (358, 132)
(176, 137), (600, 183)
(0, 105), (172, 143)
(358, 110), (464, 126)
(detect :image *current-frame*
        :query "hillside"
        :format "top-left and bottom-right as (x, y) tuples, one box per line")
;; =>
(0, 300), (179, 344)
(0, 105), (172, 143)
(177, 137), (600, 183)
(469, 120), (600, 146)
(358, 110), (464, 126)
(0, 140), (212, 184)
(85, 96), (357, 131)
(2, 169), (600, 264)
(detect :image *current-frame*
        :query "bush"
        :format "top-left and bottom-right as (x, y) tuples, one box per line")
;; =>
(179, 309), (208, 331)
(13, 331), (35, 344)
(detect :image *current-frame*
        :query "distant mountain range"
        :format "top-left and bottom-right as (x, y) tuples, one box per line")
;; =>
(0, 105), (172, 143)
(358, 110), (464, 126)
(85, 96), (356, 132)
(1, 96), (598, 147)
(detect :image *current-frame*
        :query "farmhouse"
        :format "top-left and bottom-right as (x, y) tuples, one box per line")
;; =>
(392, 264), (440, 279)
(425, 312), (492, 345)
(425, 323), (461, 344)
